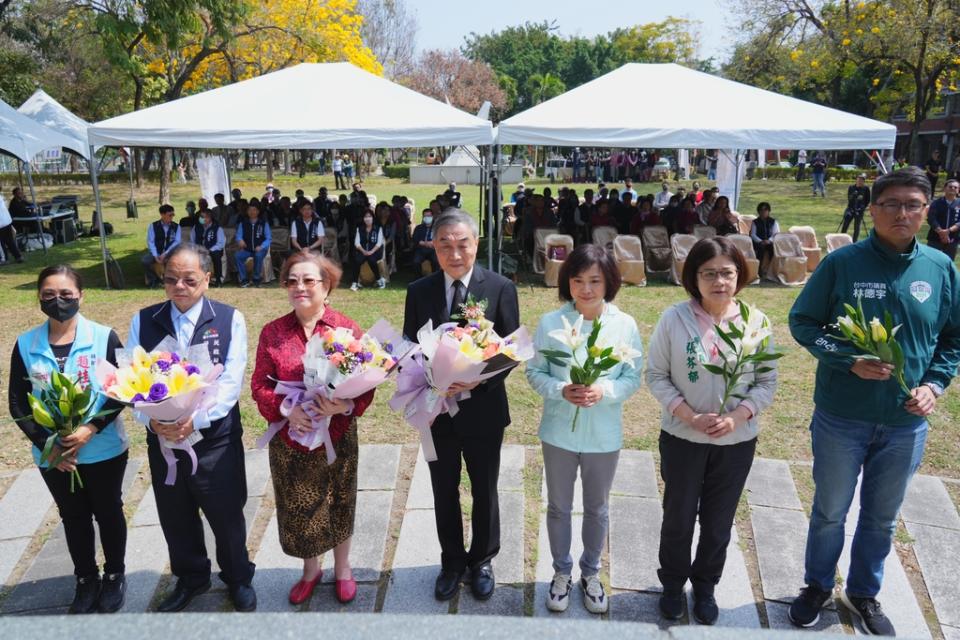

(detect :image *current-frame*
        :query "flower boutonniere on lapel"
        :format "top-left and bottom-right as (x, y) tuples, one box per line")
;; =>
(450, 294), (487, 324)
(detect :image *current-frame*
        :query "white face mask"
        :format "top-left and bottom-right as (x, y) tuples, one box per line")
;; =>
(423, 216), (433, 225)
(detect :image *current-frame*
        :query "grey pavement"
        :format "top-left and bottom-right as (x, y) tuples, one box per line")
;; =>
(745, 458), (802, 511)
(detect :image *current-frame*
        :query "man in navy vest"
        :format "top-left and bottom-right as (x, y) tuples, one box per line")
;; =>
(289, 200), (325, 254)
(234, 203), (271, 288)
(128, 243), (256, 612)
(141, 204), (182, 288)
(192, 209), (226, 287)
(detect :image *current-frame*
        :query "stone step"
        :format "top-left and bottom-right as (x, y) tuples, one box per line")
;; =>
(498, 444), (524, 492)
(608, 495), (662, 592)
(905, 521), (960, 629)
(745, 458), (802, 511)
(610, 449), (658, 498)
(901, 474), (960, 530)
(0, 468), (54, 542)
(406, 448), (434, 511)
(0, 459), (142, 614)
(357, 444), (402, 491)
(321, 490), (393, 583)
(533, 513), (597, 620)
(381, 509), (448, 614)
(749, 505), (811, 606)
(684, 525), (761, 629)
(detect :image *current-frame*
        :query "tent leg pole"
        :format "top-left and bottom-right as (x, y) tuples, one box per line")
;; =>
(486, 145), (494, 272)
(90, 144), (110, 288)
(24, 162), (45, 256)
(127, 148), (135, 203)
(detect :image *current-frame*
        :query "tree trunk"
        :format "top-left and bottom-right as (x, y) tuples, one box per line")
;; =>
(265, 150), (274, 181)
(283, 150), (291, 175)
(299, 150), (307, 178)
(159, 149), (171, 205)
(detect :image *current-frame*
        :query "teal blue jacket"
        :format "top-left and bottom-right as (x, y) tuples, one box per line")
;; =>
(525, 302), (643, 453)
(789, 232), (960, 425)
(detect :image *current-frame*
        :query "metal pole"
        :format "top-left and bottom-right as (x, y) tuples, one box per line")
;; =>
(486, 145), (494, 271)
(89, 144), (110, 288)
(126, 148), (135, 203)
(23, 161), (46, 256)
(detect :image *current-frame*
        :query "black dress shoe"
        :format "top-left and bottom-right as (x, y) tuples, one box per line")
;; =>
(156, 579), (211, 612)
(229, 583), (257, 612)
(470, 563), (495, 601)
(693, 592), (719, 625)
(659, 590), (685, 620)
(434, 568), (464, 601)
(98, 573), (126, 613)
(69, 574), (101, 614)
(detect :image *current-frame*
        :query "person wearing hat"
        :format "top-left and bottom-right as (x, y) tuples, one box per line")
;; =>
(511, 183), (525, 204)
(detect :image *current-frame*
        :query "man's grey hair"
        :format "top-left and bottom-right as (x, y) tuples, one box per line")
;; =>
(164, 242), (213, 274)
(433, 208), (479, 238)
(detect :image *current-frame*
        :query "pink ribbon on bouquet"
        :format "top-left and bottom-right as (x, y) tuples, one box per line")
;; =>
(255, 380), (336, 465)
(387, 354), (460, 462)
(157, 434), (199, 486)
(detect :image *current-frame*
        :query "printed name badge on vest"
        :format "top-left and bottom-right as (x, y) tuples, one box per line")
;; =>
(910, 281), (932, 303)
(200, 327), (223, 364)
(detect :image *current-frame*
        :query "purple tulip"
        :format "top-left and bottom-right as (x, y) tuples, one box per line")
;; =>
(185, 364), (200, 375)
(147, 383), (168, 402)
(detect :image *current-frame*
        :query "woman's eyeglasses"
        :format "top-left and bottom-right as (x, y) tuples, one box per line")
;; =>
(697, 269), (739, 282)
(284, 277), (323, 289)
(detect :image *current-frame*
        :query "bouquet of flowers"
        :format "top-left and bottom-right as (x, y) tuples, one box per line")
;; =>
(389, 296), (533, 461)
(19, 371), (116, 492)
(700, 301), (783, 411)
(257, 319), (413, 464)
(96, 337), (223, 485)
(538, 314), (642, 431)
(832, 298), (911, 394)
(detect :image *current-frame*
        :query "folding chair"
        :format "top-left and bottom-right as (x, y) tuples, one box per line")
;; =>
(641, 225), (672, 277)
(738, 214), (757, 236)
(543, 234), (574, 287)
(669, 234), (698, 285)
(728, 234), (761, 285)
(692, 225), (716, 241)
(533, 227), (558, 274)
(613, 234), (646, 286)
(591, 225), (618, 253)
(789, 225), (822, 272)
(767, 233), (808, 286)
(825, 233), (853, 254)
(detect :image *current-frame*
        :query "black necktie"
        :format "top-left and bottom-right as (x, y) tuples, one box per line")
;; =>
(450, 279), (466, 319)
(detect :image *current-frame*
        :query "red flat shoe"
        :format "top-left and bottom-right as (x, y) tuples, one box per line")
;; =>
(289, 571), (322, 605)
(335, 577), (357, 604)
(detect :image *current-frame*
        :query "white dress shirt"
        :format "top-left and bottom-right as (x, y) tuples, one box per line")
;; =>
(654, 190), (673, 210)
(444, 267), (474, 312)
(128, 298), (248, 431)
(0, 195), (11, 227)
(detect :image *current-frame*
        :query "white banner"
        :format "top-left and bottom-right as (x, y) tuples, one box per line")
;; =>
(196, 155), (230, 203)
(677, 149), (689, 179)
(716, 150), (746, 210)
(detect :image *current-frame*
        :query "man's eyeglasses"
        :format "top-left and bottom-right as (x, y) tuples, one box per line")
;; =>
(875, 200), (927, 215)
(698, 269), (739, 282)
(283, 277), (323, 289)
(163, 276), (203, 288)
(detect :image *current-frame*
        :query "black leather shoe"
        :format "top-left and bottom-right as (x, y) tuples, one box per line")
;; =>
(659, 590), (685, 620)
(69, 574), (101, 614)
(434, 568), (464, 601)
(470, 563), (495, 601)
(693, 592), (719, 625)
(155, 579), (211, 612)
(229, 583), (257, 612)
(98, 573), (126, 613)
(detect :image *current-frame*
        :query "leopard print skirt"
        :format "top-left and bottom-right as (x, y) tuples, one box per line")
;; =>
(268, 419), (358, 559)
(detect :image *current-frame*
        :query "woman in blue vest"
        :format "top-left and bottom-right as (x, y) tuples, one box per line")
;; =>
(8, 265), (128, 614)
(234, 202), (272, 288)
(348, 208), (385, 291)
(290, 200), (325, 254)
(193, 208), (226, 287)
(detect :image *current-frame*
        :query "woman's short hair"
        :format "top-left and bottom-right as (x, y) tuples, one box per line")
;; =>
(756, 201), (771, 214)
(279, 251), (342, 291)
(37, 264), (83, 292)
(558, 244), (621, 303)
(681, 237), (749, 300)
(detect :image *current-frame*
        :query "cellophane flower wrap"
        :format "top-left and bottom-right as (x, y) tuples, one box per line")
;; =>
(95, 337), (223, 485)
(389, 298), (533, 461)
(257, 319), (413, 464)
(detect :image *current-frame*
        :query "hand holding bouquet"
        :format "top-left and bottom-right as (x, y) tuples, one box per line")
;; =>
(258, 319), (412, 463)
(20, 371), (114, 492)
(700, 301), (783, 412)
(389, 297), (533, 461)
(833, 298), (911, 394)
(96, 337), (223, 485)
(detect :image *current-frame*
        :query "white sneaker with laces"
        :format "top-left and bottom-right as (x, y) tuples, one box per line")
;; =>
(377, 277), (386, 289)
(581, 575), (608, 614)
(545, 573), (572, 612)
(350, 282), (359, 291)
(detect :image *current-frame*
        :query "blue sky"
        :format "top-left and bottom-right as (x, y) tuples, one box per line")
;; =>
(404, 0), (733, 63)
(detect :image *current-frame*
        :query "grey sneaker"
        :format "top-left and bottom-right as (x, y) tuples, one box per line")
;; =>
(580, 575), (608, 614)
(546, 572), (571, 612)
(841, 591), (895, 636)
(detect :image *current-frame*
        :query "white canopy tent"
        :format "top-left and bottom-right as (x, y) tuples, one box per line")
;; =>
(86, 62), (496, 285)
(497, 63), (896, 210)
(19, 89), (95, 161)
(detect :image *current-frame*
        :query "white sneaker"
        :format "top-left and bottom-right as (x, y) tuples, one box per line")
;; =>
(350, 282), (359, 291)
(377, 277), (386, 289)
(581, 575), (608, 614)
(546, 573), (572, 612)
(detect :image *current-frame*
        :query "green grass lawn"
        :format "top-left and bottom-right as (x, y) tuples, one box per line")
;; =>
(1, 172), (956, 479)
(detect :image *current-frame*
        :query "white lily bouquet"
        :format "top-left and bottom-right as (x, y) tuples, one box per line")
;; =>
(832, 298), (911, 395)
(538, 314), (642, 431)
(700, 301), (783, 411)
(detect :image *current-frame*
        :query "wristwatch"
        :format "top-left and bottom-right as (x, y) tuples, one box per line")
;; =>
(923, 382), (944, 398)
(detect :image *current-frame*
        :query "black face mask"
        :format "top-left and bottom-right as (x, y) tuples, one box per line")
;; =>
(40, 296), (80, 322)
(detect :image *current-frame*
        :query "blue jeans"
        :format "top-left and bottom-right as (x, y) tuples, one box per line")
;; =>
(812, 172), (826, 194)
(804, 408), (927, 597)
(235, 248), (267, 283)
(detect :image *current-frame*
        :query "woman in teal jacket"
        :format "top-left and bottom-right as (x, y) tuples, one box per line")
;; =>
(9, 265), (128, 614)
(526, 244), (643, 615)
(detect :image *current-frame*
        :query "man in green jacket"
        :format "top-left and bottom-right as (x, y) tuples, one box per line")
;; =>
(787, 167), (960, 636)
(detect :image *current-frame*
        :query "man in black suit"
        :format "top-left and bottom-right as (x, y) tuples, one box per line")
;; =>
(402, 208), (520, 603)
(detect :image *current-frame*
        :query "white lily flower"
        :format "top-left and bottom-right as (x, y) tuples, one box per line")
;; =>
(739, 306), (771, 355)
(611, 343), (642, 368)
(549, 314), (586, 351)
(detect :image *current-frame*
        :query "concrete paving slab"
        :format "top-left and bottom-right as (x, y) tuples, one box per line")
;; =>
(357, 444), (401, 491)
(901, 475), (960, 530)
(750, 506), (811, 605)
(406, 449), (435, 511)
(0, 469), (53, 541)
(745, 458), (802, 511)
(381, 509), (448, 614)
(609, 496), (662, 592)
(611, 450), (659, 498)
(906, 522), (960, 628)
(322, 490), (393, 583)
(498, 444), (525, 492)
(493, 491), (523, 585)
(457, 583), (524, 616)
(766, 600), (843, 633)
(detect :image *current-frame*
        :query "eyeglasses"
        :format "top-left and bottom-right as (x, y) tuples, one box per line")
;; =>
(163, 276), (203, 288)
(875, 200), (927, 214)
(283, 276), (323, 289)
(40, 291), (78, 301)
(698, 269), (739, 282)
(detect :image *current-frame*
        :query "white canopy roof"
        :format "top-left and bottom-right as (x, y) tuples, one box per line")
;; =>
(19, 89), (93, 160)
(88, 62), (494, 149)
(0, 98), (81, 163)
(497, 63), (896, 150)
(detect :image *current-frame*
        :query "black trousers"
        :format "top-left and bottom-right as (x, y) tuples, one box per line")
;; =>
(42, 451), (128, 577)
(841, 209), (865, 242)
(0, 224), (22, 261)
(209, 249), (224, 283)
(658, 432), (756, 595)
(428, 422), (504, 572)
(928, 239), (959, 260)
(351, 251), (382, 283)
(147, 436), (254, 587)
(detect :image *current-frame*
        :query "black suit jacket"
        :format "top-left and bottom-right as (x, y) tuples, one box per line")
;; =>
(403, 265), (520, 435)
